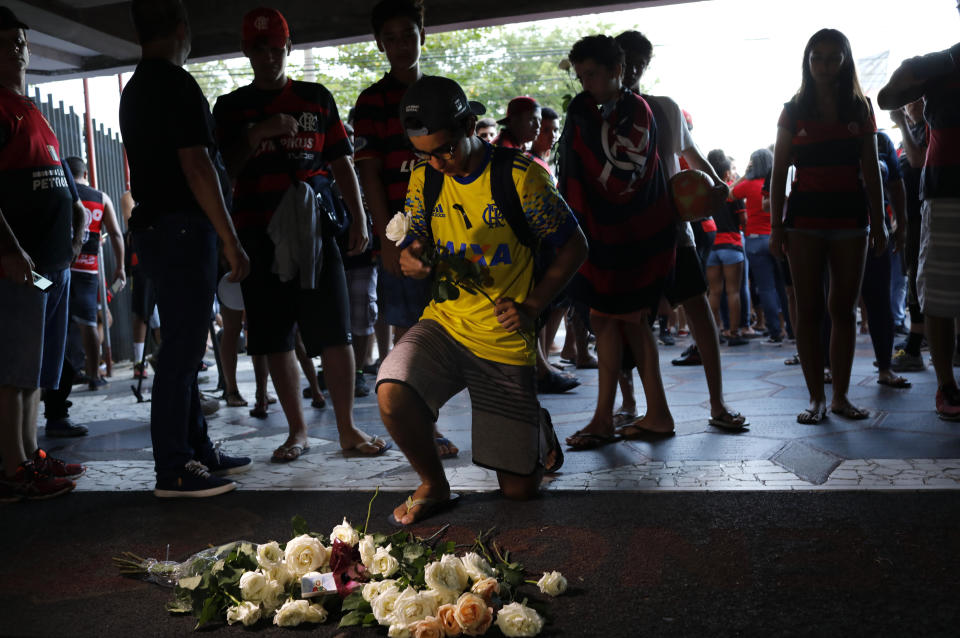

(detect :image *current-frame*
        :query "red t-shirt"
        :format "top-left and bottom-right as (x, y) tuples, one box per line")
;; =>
(733, 178), (769, 235)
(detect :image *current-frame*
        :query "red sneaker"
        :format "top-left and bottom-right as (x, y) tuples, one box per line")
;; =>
(12, 461), (75, 500)
(133, 362), (149, 379)
(33, 448), (85, 479)
(935, 387), (960, 421)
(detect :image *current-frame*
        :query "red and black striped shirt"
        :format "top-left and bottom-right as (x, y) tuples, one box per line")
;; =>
(213, 79), (351, 230)
(778, 99), (876, 230)
(921, 42), (960, 200)
(353, 74), (419, 215)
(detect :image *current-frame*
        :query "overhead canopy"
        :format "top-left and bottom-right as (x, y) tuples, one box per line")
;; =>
(19, 0), (692, 81)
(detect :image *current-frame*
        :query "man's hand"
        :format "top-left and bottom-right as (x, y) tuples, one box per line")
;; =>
(1, 246), (33, 285)
(112, 266), (127, 292)
(399, 239), (431, 279)
(224, 240), (251, 282)
(494, 296), (535, 333)
(869, 224), (889, 257)
(251, 114), (298, 146)
(345, 212), (370, 256)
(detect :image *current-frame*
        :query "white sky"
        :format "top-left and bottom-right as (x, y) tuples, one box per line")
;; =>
(31, 0), (960, 167)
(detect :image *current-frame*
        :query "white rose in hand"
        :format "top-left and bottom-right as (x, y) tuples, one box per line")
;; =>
(330, 517), (360, 546)
(385, 212), (412, 246)
(226, 601), (261, 626)
(284, 534), (329, 577)
(495, 602), (544, 637)
(371, 544), (400, 577)
(536, 570), (567, 596)
(256, 541), (284, 571)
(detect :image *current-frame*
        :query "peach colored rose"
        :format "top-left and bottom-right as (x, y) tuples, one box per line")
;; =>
(454, 593), (493, 636)
(436, 604), (461, 636)
(410, 616), (444, 638)
(470, 577), (499, 604)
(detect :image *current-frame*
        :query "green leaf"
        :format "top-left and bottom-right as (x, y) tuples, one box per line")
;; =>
(291, 515), (309, 536)
(440, 540), (457, 555)
(403, 543), (425, 562)
(341, 592), (370, 612)
(195, 595), (223, 629)
(339, 610), (369, 627)
(362, 612), (377, 626)
(177, 575), (203, 591)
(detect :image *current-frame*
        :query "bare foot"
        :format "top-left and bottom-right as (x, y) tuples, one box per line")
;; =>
(392, 482), (451, 526)
(339, 428), (389, 453)
(797, 399), (828, 424)
(615, 413), (675, 436)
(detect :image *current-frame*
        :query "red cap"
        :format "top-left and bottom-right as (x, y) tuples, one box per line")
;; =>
(497, 96), (540, 125)
(242, 7), (289, 48)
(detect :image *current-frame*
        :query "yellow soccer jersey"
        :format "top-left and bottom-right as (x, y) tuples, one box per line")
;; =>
(404, 146), (578, 366)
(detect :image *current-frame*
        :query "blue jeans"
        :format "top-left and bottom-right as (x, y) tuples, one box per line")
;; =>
(889, 249), (907, 326)
(745, 235), (782, 337)
(132, 214), (216, 480)
(862, 243), (894, 370)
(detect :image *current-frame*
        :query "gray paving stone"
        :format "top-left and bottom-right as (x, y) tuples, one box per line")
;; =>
(771, 440), (843, 485)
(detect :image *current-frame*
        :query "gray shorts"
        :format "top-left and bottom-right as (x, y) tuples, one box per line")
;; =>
(376, 319), (546, 476)
(918, 198), (960, 317)
(346, 264), (377, 336)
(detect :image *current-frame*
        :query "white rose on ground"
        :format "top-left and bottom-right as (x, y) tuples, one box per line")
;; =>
(272, 599), (307, 627)
(384, 212), (412, 246)
(329, 517), (360, 546)
(536, 571), (567, 596)
(371, 544), (400, 577)
(256, 541), (284, 571)
(284, 534), (329, 577)
(424, 554), (468, 593)
(363, 578), (397, 602)
(423, 586), (459, 607)
(261, 578), (287, 613)
(266, 563), (294, 588)
(495, 602), (544, 637)
(239, 570), (268, 602)
(371, 584), (402, 625)
(461, 552), (496, 582)
(226, 601), (261, 626)
(388, 623), (411, 638)
(305, 602), (328, 623)
(358, 534), (377, 568)
(392, 586), (439, 627)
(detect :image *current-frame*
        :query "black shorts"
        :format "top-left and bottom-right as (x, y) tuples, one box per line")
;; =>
(664, 245), (708, 307)
(128, 266), (155, 321)
(240, 229), (351, 357)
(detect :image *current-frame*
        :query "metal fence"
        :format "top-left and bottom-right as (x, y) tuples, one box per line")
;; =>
(32, 88), (135, 364)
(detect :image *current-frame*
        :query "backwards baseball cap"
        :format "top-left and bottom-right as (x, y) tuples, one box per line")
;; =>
(496, 96), (540, 125)
(242, 7), (289, 48)
(399, 75), (485, 137)
(0, 6), (28, 31)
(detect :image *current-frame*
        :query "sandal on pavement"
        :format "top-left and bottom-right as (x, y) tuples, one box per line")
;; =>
(708, 410), (749, 430)
(341, 436), (392, 457)
(566, 429), (619, 450)
(878, 375), (911, 389)
(271, 443), (311, 463)
(435, 436), (459, 460)
(224, 391), (248, 407)
(831, 404), (870, 420)
(389, 492), (461, 527)
(612, 409), (638, 428)
(542, 409), (564, 473)
(249, 404), (268, 419)
(311, 396), (326, 409)
(615, 424), (675, 440)
(797, 407), (827, 424)
(784, 353), (800, 365)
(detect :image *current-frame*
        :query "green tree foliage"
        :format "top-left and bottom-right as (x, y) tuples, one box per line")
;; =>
(186, 19), (655, 120)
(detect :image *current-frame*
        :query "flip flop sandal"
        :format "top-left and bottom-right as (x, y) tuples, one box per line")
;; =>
(541, 408), (564, 473)
(708, 411), (749, 430)
(612, 409), (638, 428)
(877, 376), (912, 388)
(797, 408), (827, 424)
(223, 391), (248, 407)
(615, 424), (675, 440)
(785, 354), (800, 365)
(565, 429), (620, 450)
(830, 404), (870, 420)
(388, 492), (461, 527)
(341, 437), (393, 457)
(271, 443), (311, 463)
(311, 396), (326, 409)
(434, 436), (459, 460)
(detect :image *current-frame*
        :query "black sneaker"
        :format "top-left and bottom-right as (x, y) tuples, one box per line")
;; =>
(200, 445), (252, 476)
(671, 345), (702, 366)
(154, 460), (237, 498)
(659, 332), (676, 346)
(44, 418), (88, 437)
(355, 371), (371, 398)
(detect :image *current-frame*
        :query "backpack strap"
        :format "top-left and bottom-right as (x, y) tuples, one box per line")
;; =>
(490, 146), (535, 249)
(421, 162), (443, 248)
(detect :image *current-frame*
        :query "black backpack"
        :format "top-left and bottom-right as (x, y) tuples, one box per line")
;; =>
(420, 146), (558, 327)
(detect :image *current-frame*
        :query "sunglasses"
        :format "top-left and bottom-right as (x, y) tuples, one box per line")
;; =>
(410, 139), (460, 162)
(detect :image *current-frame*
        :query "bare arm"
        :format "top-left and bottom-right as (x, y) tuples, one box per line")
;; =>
(357, 157), (403, 277)
(888, 177), (907, 255)
(177, 146), (249, 282)
(0, 207), (33, 284)
(861, 134), (888, 256)
(100, 193), (126, 287)
(329, 155), (369, 256)
(768, 125), (793, 259)
(72, 200), (85, 258)
(889, 108), (927, 169)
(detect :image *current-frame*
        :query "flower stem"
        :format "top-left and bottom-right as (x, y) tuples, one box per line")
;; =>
(362, 487), (379, 535)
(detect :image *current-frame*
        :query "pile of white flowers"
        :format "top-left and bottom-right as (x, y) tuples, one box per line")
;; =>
(170, 516), (567, 636)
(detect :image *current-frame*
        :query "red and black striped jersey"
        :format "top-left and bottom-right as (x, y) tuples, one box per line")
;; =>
(0, 87), (74, 272)
(921, 42), (960, 200)
(72, 183), (105, 274)
(778, 99), (876, 230)
(213, 79), (351, 230)
(353, 74), (418, 214)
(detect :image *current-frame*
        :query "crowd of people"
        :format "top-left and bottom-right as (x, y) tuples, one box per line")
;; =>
(1, 0), (958, 522)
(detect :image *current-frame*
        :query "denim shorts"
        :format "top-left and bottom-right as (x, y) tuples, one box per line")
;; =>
(0, 268), (70, 390)
(346, 264), (378, 336)
(706, 247), (745, 267)
(377, 264), (431, 329)
(69, 270), (99, 327)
